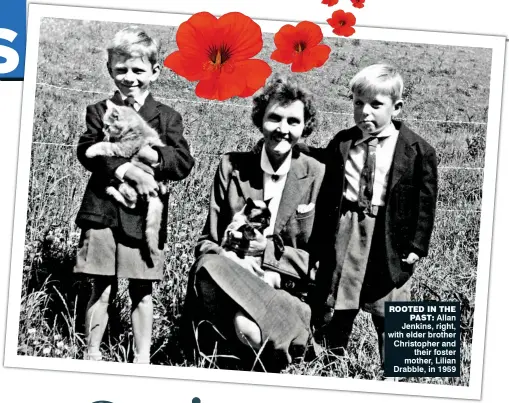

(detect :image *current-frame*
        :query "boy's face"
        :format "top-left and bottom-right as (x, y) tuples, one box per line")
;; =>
(353, 92), (402, 135)
(108, 54), (160, 99)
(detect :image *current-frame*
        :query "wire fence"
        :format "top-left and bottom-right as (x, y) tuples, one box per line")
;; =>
(29, 139), (486, 171)
(36, 82), (489, 125)
(32, 82), (486, 214)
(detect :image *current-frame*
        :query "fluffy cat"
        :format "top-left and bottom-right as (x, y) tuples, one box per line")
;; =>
(85, 100), (167, 256)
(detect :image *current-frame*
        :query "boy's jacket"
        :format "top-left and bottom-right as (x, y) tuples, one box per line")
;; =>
(76, 91), (194, 245)
(310, 121), (438, 311)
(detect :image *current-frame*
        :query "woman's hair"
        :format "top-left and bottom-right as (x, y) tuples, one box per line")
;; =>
(349, 63), (404, 102)
(107, 26), (161, 66)
(251, 75), (317, 138)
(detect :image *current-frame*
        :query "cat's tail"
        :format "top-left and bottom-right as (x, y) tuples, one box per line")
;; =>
(146, 196), (164, 257)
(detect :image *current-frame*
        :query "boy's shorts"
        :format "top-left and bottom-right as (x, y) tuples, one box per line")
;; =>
(74, 227), (164, 280)
(334, 204), (412, 317)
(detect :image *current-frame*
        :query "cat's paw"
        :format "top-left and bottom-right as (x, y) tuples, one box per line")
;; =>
(119, 183), (138, 205)
(158, 183), (168, 195)
(85, 145), (99, 158)
(86, 143), (113, 158)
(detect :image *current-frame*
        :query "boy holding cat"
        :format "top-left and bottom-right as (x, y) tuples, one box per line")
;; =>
(311, 64), (438, 374)
(74, 26), (194, 364)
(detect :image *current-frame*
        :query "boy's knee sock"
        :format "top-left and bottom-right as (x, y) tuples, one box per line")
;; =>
(371, 314), (385, 366)
(325, 310), (358, 353)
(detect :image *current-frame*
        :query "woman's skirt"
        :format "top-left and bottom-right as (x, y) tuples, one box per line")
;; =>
(182, 254), (313, 370)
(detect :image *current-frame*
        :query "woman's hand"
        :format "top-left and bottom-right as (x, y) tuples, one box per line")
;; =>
(124, 164), (159, 198)
(225, 229), (267, 256)
(264, 270), (282, 288)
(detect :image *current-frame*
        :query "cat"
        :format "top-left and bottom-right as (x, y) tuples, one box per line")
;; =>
(85, 100), (167, 256)
(221, 198), (272, 258)
(221, 198), (282, 288)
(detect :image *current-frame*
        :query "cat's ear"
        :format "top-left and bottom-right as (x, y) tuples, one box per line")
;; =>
(105, 100), (120, 118)
(246, 198), (256, 209)
(263, 198), (272, 206)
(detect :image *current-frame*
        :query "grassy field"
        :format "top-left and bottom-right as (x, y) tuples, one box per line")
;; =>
(16, 18), (490, 385)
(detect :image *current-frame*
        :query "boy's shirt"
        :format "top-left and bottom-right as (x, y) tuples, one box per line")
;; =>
(344, 122), (399, 206)
(119, 90), (149, 111)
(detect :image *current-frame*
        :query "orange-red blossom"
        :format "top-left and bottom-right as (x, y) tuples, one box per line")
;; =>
(271, 21), (331, 72)
(327, 9), (357, 37)
(164, 12), (272, 101)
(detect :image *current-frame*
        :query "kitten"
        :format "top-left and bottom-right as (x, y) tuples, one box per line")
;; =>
(221, 198), (272, 258)
(222, 198), (282, 288)
(85, 100), (167, 256)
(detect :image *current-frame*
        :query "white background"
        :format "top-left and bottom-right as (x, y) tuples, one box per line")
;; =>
(1, 1), (508, 402)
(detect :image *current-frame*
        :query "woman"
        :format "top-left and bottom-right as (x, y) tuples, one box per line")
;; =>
(183, 76), (325, 371)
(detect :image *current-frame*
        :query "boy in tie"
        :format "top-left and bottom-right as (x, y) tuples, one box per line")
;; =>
(74, 26), (194, 363)
(312, 64), (438, 372)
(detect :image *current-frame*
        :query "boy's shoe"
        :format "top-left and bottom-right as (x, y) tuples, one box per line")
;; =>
(84, 351), (103, 361)
(383, 376), (404, 382)
(133, 354), (150, 364)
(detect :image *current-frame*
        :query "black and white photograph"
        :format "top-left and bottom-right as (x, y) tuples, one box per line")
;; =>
(4, 4), (504, 399)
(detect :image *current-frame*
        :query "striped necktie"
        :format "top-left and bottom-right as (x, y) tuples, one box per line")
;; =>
(358, 136), (379, 214)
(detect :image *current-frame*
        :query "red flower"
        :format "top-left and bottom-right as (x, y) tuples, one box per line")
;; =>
(351, 0), (365, 9)
(321, 0), (338, 6)
(164, 12), (272, 101)
(271, 21), (331, 72)
(327, 10), (356, 37)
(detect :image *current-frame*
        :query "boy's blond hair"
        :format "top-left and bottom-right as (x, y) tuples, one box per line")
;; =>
(349, 64), (404, 103)
(107, 26), (160, 66)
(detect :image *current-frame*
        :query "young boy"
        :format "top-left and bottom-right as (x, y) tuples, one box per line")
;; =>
(312, 64), (438, 373)
(74, 26), (194, 363)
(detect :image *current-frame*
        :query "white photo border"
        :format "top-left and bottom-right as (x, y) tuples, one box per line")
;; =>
(4, 3), (506, 400)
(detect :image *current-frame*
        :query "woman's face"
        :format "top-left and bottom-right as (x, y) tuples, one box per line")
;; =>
(262, 99), (305, 160)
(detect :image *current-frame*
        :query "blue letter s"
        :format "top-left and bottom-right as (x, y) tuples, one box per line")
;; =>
(0, 28), (20, 74)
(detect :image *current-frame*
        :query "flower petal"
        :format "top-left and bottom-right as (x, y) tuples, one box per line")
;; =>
(352, 0), (365, 9)
(290, 44), (331, 72)
(195, 73), (244, 101)
(307, 44), (331, 68)
(295, 21), (324, 48)
(345, 12), (357, 25)
(328, 10), (357, 28)
(274, 24), (299, 52)
(217, 12), (264, 62)
(164, 51), (208, 81)
(175, 12), (218, 60)
(195, 59), (271, 101)
(237, 59), (272, 97)
(333, 25), (356, 37)
(290, 52), (308, 73)
(270, 48), (294, 65)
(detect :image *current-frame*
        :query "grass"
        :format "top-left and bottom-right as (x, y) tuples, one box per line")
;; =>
(16, 17), (491, 385)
